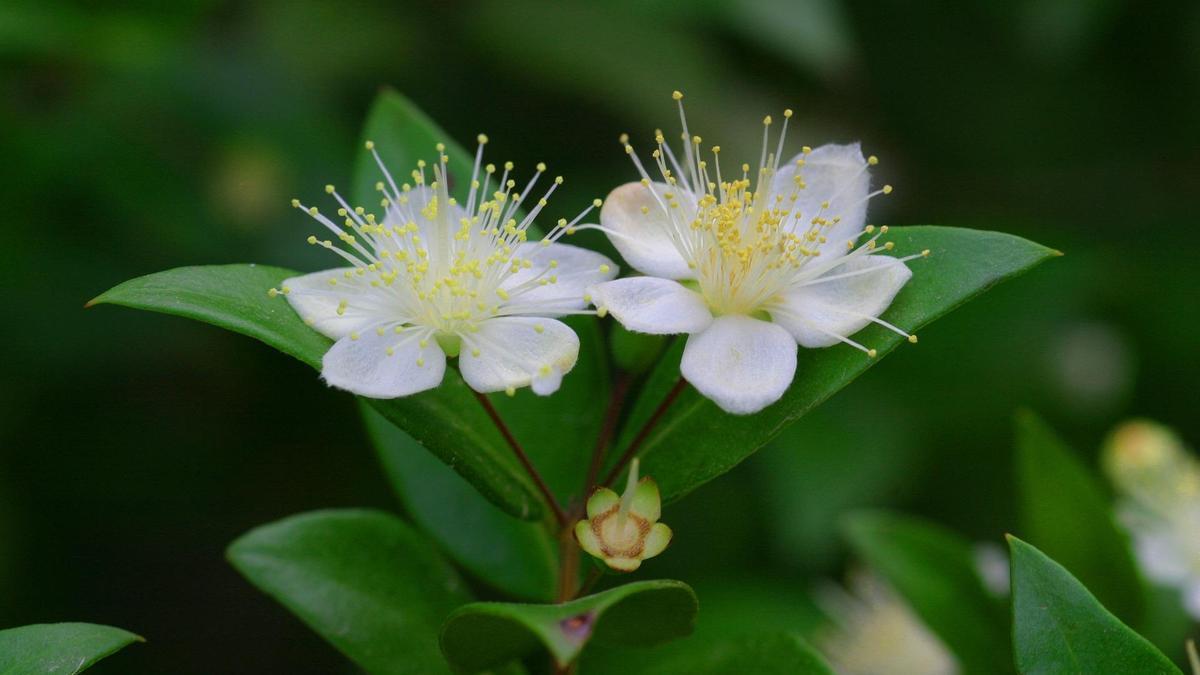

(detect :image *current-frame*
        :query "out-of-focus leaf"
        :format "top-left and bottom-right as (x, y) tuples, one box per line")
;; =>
(1008, 536), (1181, 675)
(1014, 410), (1143, 623)
(439, 580), (696, 670)
(89, 264), (544, 519)
(0, 623), (142, 673)
(361, 403), (557, 601)
(610, 227), (1059, 504)
(843, 511), (1011, 675)
(227, 509), (470, 675)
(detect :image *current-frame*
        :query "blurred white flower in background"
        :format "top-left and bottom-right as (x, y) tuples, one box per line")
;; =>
(817, 572), (959, 675)
(1103, 419), (1200, 619)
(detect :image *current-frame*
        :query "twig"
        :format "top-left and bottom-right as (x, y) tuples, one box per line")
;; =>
(580, 372), (632, 504)
(600, 377), (688, 487)
(472, 390), (569, 527)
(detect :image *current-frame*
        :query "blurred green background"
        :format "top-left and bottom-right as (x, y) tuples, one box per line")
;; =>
(2, 0), (1198, 672)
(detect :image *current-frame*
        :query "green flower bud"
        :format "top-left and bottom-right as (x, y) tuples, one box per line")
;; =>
(574, 459), (672, 572)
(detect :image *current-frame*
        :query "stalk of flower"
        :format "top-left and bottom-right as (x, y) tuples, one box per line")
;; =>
(584, 91), (927, 415)
(268, 136), (618, 399)
(1103, 419), (1200, 619)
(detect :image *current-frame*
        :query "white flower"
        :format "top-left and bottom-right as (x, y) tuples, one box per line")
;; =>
(1103, 420), (1200, 619)
(271, 136), (618, 398)
(585, 92), (925, 415)
(817, 572), (959, 675)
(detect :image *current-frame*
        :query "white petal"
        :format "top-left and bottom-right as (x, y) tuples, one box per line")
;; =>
(768, 255), (911, 348)
(321, 326), (446, 398)
(1183, 579), (1200, 620)
(588, 277), (712, 335)
(598, 181), (694, 279)
(459, 317), (580, 396)
(284, 268), (389, 340)
(773, 143), (870, 260)
(680, 315), (797, 415)
(1131, 531), (1190, 584)
(498, 242), (617, 316)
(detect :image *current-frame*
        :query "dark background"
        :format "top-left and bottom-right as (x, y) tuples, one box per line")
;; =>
(2, 0), (1198, 672)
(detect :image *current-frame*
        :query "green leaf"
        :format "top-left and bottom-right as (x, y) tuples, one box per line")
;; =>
(1014, 410), (1143, 624)
(1008, 536), (1181, 675)
(361, 403), (557, 601)
(594, 632), (835, 675)
(89, 264), (544, 520)
(609, 226), (1059, 503)
(226, 509), (471, 675)
(440, 580), (697, 670)
(843, 511), (1012, 675)
(0, 623), (142, 674)
(580, 578), (829, 674)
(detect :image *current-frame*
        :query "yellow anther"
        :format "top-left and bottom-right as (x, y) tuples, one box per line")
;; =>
(307, 235), (318, 245)
(908, 335), (919, 344)
(763, 115), (772, 126)
(802, 146), (812, 154)
(364, 140), (375, 150)
(505, 386), (516, 397)
(599, 264), (611, 273)
(882, 185), (893, 194)
(535, 162), (547, 172)
(504, 161), (514, 171)
(880, 225), (889, 234)
(624, 144), (634, 155)
(416, 358), (425, 367)
(350, 332), (360, 341)
(534, 324), (545, 334)
(308, 206), (319, 216)
(921, 249), (931, 257)
(868, 155), (879, 165)
(554, 175), (564, 185)
(267, 288), (279, 298)
(867, 348), (878, 358)
(672, 90), (684, 100)
(325, 184), (335, 194)
(477, 133), (488, 145)
(784, 109), (794, 118)
(618, 133), (629, 144)
(593, 198), (602, 207)
(290, 198), (300, 208)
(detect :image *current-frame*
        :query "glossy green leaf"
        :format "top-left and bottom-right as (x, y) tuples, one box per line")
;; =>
(89, 264), (544, 520)
(580, 578), (827, 674)
(1014, 410), (1143, 624)
(1008, 536), (1181, 675)
(227, 509), (471, 675)
(609, 226), (1059, 503)
(589, 632), (834, 675)
(843, 511), (1012, 675)
(361, 403), (557, 601)
(0, 623), (142, 674)
(440, 580), (697, 670)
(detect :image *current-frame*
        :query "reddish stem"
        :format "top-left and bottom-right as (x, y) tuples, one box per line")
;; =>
(472, 390), (569, 527)
(600, 377), (688, 487)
